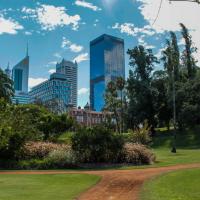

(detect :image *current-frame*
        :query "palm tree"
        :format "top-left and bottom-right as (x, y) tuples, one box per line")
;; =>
(0, 68), (14, 102)
(116, 77), (125, 133)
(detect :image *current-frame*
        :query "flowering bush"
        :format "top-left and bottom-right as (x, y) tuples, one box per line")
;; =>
(19, 141), (70, 159)
(46, 149), (77, 168)
(122, 143), (156, 165)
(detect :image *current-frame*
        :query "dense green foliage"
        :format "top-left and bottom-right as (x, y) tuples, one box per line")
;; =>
(0, 68), (14, 102)
(71, 126), (124, 163)
(0, 174), (100, 200)
(0, 99), (74, 160)
(141, 168), (200, 200)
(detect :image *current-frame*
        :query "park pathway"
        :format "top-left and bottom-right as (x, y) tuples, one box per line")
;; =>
(1, 163), (200, 200)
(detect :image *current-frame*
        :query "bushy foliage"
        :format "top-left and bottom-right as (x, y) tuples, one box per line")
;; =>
(46, 149), (76, 168)
(0, 100), (74, 160)
(122, 143), (156, 165)
(129, 121), (152, 145)
(19, 141), (69, 159)
(0, 100), (40, 159)
(71, 126), (124, 163)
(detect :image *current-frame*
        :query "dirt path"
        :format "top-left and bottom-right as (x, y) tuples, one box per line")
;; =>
(1, 163), (200, 200)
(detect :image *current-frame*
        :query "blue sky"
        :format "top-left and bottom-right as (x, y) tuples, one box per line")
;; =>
(0, 0), (199, 107)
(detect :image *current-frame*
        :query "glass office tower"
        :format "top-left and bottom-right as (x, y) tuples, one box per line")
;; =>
(90, 34), (125, 111)
(12, 48), (30, 104)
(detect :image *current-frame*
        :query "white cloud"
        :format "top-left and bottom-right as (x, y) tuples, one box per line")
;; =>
(78, 87), (89, 95)
(54, 52), (62, 58)
(48, 69), (56, 74)
(75, 0), (101, 11)
(112, 23), (155, 37)
(24, 31), (32, 35)
(73, 53), (89, 63)
(29, 77), (47, 88)
(22, 4), (81, 31)
(0, 14), (23, 35)
(62, 37), (83, 53)
(69, 44), (83, 53)
(48, 61), (57, 65)
(137, 0), (200, 60)
(112, 23), (136, 36)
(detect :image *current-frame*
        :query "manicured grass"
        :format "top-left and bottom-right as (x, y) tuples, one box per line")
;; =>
(140, 168), (200, 200)
(151, 126), (200, 167)
(120, 127), (200, 169)
(0, 174), (100, 200)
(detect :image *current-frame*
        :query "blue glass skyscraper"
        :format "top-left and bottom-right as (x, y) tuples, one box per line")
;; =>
(90, 34), (125, 111)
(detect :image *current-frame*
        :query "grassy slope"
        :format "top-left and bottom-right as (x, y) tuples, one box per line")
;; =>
(0, 174), (100, 200)
(140, 168), (200, 200)
(151, 126), (200, 167)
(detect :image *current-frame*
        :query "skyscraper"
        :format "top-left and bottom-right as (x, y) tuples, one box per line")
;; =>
(12, 47), (29, 94)
(4, 62), (11, 79)
(29, 58), (78, 113)
(12, 46), (30, 104)
(90, 34), (125, 111)
(56, 59), (78, 107)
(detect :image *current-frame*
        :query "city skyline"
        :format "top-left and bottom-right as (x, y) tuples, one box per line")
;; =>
(0, 0), (199, 107)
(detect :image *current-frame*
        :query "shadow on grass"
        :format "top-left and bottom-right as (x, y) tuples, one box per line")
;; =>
(152, 126), (200, 150)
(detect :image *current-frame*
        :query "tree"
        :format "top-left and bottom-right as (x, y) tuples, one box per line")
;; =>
(116, 77), (126, 133)
(0, 68), (14, 102)
(104, 81), (121, 133)
(180, 23), (197, 79)
(152, 70), (171, 129)
(127, 45), (158, 129)
(162, 31), (180, 83)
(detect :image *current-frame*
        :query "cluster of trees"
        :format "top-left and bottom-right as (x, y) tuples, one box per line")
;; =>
(0, 67), (75, 160)
(105, 23), (200, 132)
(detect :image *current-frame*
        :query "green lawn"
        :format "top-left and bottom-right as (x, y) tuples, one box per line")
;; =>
(120, 127), (200, 169)
(151, 126), (200, 167)
(0, 174), (100, 200)
(140, 168), (200, 200)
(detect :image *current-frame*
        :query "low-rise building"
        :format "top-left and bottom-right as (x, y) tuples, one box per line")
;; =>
(69, 103), (113, 126)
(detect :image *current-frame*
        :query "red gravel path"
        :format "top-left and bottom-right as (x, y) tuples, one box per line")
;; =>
(1, 163), (200, 200)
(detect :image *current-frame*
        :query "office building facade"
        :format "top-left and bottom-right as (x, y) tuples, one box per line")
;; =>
(56, 59), (78, 107)
(90, 34), (125, 111)
(29, 73), (71, 113)
(12, 49), (30, 104)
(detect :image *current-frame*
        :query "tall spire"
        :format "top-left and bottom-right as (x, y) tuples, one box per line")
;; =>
(7, 62), (10, 69)
(26, 42), (29, 57)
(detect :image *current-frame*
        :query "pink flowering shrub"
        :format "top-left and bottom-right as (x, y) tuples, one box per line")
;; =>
(20, 141), (70, 159)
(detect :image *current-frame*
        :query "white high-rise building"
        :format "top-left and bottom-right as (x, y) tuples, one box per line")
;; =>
(56, 59), (78, 107)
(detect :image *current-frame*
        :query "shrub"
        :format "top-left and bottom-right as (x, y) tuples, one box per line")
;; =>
(18, 159), (49, 170)
(19, 141), (70, 159)
(71, 126), (124, 163)
(129, 121), (151, 145)
(46, 149), (77, 168)
(122, 143), (156, 165)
